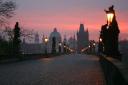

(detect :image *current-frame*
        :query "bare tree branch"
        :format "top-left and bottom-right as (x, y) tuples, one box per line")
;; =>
(0, 0), (16, 26)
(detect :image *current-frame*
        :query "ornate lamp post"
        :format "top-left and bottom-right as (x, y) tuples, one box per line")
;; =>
(99, 38), (102, 42)
(106, 12), (114, 28)
(44, 36), (48, 55)
(58, 42), (62, 53)
(63, 44), (66, 53)
(93, 42), (96, 53)
(99, 5), (121, 60)
(88, 45), (91, 53)
(93, 42), (96, 46)
(98, 37), (104, 54)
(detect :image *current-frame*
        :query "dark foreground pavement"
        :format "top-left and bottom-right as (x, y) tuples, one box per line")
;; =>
(0, 54), (106, 85)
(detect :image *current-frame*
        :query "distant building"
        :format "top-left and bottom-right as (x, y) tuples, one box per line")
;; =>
(48, 28), (62, 53)
(68, 35), (77, 52)
(63, 35), (67, 45)
(77, 24), (89, 53)
(21, 38), (44, 54)
(21, 28), (62, 54)
(21, 43), (44, 54)
(119, 40), (128, 54)
(119, 40), (128, 63)
(35, 33), (39, 44)
(21, 33), (44, 54)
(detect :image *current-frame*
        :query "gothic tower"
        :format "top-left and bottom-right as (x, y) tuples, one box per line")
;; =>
(77, 24), (89, 53)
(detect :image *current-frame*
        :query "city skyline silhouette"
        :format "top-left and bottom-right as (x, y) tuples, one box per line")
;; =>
(0, 1), (128, 85)
(8, 0), (128, 41)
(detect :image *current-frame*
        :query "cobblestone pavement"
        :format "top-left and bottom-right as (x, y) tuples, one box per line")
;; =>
(0, 54), (106, 85)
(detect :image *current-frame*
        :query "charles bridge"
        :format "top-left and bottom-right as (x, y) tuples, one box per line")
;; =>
(0, 5), (128, 85)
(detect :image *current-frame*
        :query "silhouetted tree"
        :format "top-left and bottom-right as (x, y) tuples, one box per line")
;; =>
(3, 26), (13, 41)
(20, 28), (36, 42)
(0, 37), (14, 60)
(13, 22), (21, 58)
(0, 26), (35, 59)
(0, 38), (7, 55)
(0, 0), (16, 26)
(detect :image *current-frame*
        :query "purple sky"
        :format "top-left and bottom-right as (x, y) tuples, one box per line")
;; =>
(10, 0), (128, 40)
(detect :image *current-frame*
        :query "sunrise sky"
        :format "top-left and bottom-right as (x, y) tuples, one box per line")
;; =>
(10, 0), (128, 41)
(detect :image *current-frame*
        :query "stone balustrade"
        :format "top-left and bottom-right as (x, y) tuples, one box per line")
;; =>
(99, 56), (128, 85)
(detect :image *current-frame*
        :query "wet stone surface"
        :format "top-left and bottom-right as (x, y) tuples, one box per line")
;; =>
(0, 54), (106, 85)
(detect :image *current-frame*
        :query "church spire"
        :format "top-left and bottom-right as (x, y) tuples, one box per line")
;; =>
(86, 28), (88, 32)
(79, 24), (84, 32)
(73, 33), (76, 40)
(77, 23), (89, 53)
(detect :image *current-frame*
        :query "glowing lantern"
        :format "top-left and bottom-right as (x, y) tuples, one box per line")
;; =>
(44, 37), (48, 44)
(107, 12), (114, 26)
(99, 38), (102, 42)
(59, 42), (62, 46)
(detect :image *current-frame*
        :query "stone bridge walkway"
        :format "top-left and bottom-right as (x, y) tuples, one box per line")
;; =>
(0, 54), (106, 85)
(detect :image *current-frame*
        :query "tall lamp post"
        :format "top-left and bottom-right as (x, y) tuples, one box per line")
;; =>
(58, 42), (62, 53)
(63, 44), (66, 53)
(44, 36), (48, 55)
(106, 11), (114, 29)
(100, 5), (121, 60)
(93, 42), (96, 53)
(98, 37), (104, 54)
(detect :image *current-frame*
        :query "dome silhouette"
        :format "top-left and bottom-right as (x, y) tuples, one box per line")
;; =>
(48, 28), (62, 53)
(49, 28), (61, 39)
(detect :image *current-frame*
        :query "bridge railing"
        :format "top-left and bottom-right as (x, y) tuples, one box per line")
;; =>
(99, 55), (128, 85)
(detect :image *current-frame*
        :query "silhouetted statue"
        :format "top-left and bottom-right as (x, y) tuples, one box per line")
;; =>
(100, 5), (121, 60)
(59, 45), (61, 53)
(52, 37), (56, 54)
(63, 43), (66, 53)
(13, 22), (21, 58)
(104, 5), (114, 14)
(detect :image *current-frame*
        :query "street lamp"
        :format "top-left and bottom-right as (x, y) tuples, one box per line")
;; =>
(58, 42), (62, 53)
(93, 42), (96, 53)
(98, 37), (104, 54)
(99, 38), (102, 42)
(93, 43), (96, 46)
(106, 11), (114, 29)
(59, 42), (62, 46)
(44, 36), (48, 55)
(63, 45), (66, 53)
(99, 5), (121, 59)
(64, 45), (66, 48)
(44, 37), (48, 43)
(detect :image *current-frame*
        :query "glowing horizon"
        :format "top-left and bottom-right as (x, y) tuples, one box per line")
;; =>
(9, 0), (128, 41)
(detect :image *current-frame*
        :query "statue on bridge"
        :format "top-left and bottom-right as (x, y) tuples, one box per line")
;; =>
(99, 5), (121, 60)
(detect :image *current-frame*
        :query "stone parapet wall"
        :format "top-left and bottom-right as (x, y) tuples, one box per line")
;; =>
(99, 56), (128, 85)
